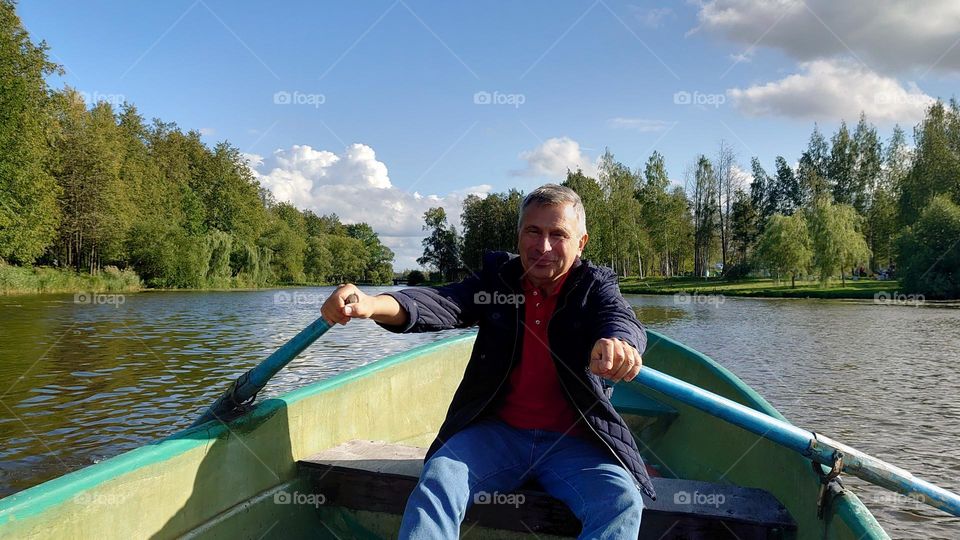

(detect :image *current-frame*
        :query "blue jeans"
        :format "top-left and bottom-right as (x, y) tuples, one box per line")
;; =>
(398, 417), (644, 539)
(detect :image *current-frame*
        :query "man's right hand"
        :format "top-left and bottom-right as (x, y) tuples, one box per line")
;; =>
(321, 284), (374, 325)
(321, 284), (409, 327)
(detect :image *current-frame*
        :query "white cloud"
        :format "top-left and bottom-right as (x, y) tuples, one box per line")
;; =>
(727, 59), (935, 123)
(247, 143), (492, 270)
(199, 127), (216, 136)
(513, 137), (598, 179)
(607, 117), (675, 132)
(630, 6), (673, 29)
(696, 0), (960, 74)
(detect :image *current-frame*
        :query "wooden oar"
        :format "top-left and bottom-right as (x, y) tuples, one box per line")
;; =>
(635, 367), (960, 517)
(190, 294), (357, 428)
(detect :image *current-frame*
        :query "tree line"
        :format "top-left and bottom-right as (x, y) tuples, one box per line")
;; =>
(418, 107), (960, 298)
(0, 2), (394, 288)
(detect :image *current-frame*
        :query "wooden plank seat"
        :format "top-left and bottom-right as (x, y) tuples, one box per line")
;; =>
(297, 440), (796, 539)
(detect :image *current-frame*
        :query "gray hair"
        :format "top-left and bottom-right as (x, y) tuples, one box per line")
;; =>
(517, 184), (587, 236)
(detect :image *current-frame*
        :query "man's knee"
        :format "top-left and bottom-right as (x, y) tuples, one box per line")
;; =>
(579, 479), (644, 535)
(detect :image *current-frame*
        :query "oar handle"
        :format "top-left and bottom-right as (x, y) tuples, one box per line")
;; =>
(190, 293), (358, 428)
(636, 367), (960, 517)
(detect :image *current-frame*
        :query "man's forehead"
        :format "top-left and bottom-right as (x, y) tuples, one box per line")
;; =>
(522, 202), (578, 224)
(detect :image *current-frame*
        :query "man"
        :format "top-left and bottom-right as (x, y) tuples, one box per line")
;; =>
(320, 184), (653, 539)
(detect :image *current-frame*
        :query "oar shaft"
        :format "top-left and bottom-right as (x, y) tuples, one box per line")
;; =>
(636, 367), (960, 517)
(191, 316), (333, 427)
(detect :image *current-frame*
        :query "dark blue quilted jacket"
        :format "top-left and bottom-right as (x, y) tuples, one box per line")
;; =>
(378, 251), (655, 499)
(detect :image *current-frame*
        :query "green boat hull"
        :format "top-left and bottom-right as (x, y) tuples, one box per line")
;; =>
(0, 331), (887, 539)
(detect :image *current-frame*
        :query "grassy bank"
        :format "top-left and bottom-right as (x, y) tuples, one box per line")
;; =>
(0, 264), (142, 295)
(618, 276), (897, 300)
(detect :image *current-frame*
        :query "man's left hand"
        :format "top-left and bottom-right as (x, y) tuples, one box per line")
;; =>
(590, 338), (642, 382)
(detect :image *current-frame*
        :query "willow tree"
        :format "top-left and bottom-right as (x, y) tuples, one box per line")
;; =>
(755, 212), (812, 287)
(807, 197), (871, 285)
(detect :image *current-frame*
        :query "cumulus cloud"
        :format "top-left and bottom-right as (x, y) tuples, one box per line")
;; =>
(246, 143), (491, 270)
(727, 59), (935, 123)
(695, 0), (960, 74)
(513, 137), (598, 179)
(607, 117), (676, 132)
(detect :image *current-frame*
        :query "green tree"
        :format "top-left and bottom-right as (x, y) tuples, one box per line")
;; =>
(460, 189), (522, 271)
(807, 197), (871, 285)
(637, 152), (680, 276)
(564, 168), (608, 265)
(851, 113), (881, 213)
(259, 206), (306, 283)
(899, 101), (960, 225)
(0, 1), (61, 263)
(828, 120), (856, 207)
(755, 213), (812, 287)
(50, 92), (130, 272)
(774, 156), (801, 214)
(325, 234), (367, 283)
(729, 189), (758, 267)
(750, 157), (778, 228)
(896, 195), (960, 298)
(418, 207), (461, 281)
(598, 150), (647, 276)
(865, 125), (910, 268)
(797, 124), (830, 203)
(346, 222), (394, 284)
(690, 155), (717, 277)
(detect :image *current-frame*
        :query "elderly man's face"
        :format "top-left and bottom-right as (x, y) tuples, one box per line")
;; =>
(518, 202), (589, 288)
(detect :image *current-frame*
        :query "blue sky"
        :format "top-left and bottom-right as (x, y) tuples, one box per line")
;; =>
(20, 1), (960, 269)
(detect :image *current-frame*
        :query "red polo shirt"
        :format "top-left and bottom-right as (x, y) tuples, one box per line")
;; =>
(496, 272), (585, 436)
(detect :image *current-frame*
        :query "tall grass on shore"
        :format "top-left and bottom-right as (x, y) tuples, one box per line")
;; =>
(0, 263), (142, 295)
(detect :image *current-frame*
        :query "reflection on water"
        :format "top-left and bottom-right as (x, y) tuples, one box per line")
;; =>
(627, 295), (960, 540)
(631, 305), (688, 326)
(1, 289), (958, 537)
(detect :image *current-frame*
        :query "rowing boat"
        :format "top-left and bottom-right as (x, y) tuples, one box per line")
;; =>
(0, 330), (890, 538)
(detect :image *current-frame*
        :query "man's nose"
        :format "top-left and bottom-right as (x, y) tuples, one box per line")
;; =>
(537, 234), (552, 253)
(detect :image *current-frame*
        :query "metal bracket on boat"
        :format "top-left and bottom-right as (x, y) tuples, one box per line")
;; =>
(218, 372), (259, 421)
(811, 433), (845, 519)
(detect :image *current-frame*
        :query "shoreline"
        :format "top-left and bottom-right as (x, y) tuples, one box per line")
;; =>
(617, 277), (959, 303)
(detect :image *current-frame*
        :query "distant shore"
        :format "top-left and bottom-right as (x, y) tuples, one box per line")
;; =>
(0, 265), (379, 296)
(618, 276), (913, 300)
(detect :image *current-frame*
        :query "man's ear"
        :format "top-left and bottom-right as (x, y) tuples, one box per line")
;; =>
(578, 232), (589, 256)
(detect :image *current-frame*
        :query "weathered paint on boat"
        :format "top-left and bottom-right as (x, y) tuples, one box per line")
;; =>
(0, 330), (888, 539)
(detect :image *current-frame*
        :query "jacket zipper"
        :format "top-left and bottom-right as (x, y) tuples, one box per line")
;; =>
(459, 283), (522, 429)
(550, 276), (644, 492)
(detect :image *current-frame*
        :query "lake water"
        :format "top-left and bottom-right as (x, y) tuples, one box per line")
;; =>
(0, 288), (957, 538)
